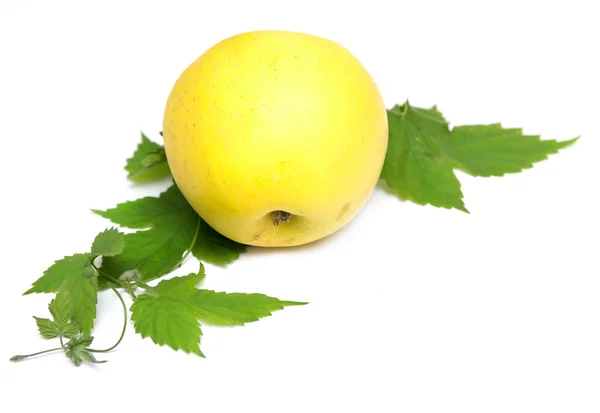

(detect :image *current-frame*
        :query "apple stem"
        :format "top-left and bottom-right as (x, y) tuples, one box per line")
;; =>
(272, 210), (292, 226)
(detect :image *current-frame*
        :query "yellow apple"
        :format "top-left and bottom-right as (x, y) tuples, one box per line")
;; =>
(163, 30), (388, 247)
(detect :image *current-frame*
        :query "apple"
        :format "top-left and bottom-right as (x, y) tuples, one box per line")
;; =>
(163, 30), (388, 247)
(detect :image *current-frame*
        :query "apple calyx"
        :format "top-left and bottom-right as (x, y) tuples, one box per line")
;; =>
(272, 210), (292, 226)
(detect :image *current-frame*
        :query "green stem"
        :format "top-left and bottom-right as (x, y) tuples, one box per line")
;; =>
(92, 263), (125, 287)
(86, 284), (127, 353)
(134, 279), (153, 290)
(10, 347), (63, 362)
(123, 281), (137, 299)
(92, 263), (136, 298)
(170, 216), (201, 272)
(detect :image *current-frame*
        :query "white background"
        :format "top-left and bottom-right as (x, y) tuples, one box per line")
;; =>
(1, 0), (598, 412)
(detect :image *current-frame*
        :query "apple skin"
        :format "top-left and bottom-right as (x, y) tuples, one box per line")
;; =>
(163, 30), (388, 247)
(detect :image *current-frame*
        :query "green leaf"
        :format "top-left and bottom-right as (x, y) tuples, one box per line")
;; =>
(445, 124), (578, 177)
(93, 185), (191, 230)
(24, 254), (91, 295)
(55, 264), (98, 335)
(94, 185), (198, 281)
(64, 334), (95, 367)
(33, 294), (81, 339)
(131, 293), (205, 357)
(130, 268), (304, 356)
(191, 219), (247, 266)
(79, 351), (107, 364)
(381, 101), (576, 211)
(190, 291), (307, 326)
(140, 150), (167, 168)
(130, 266), (205, 356)
(102, 229), (191, 282)
(48, 289), (74, 325)
(33, 317), (59, 339)
(125, 133), (171, 182)
(152, 266), (306, 326)
(153, 264), (206, 295)
(90, 227), (125, 257)
(61, 323), (80, 340)
(48, 293), (79, 339)
(381, 103), (467, 212)
(94, 189), (246, 268)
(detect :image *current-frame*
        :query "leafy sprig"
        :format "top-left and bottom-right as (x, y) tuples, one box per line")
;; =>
(15, 223), (301, 364)
(14, 134), (302, 365)
(12, 278), (118, 365)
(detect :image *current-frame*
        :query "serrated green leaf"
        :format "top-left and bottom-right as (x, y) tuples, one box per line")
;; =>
(93, 184), (192, 230)
(33, 317), (59, 339)
(190, 291), (307, 326)
(131, 294), (205, 357)
(45, 294), (81, 340)
(33, 308), (80, 340)
(445, 124), (578, 177)
(130, 270), (304, 356)
(382, 102), (467, 212)
(381, 101), (576, 211)
(95, 187), (246, 268)
(102, 228), (194, 281)
(153, 264), (206, 295)
(125, 133), (171, 182)
(61, 323), (80, 340)
(48, 292), (75, 329)
(90, 227), (125, 257)
(68, 334), (94, 348)
(157, 271), (305, 326)
(55, 264), (98, 335)
(95, 185), (198, 281)
(191, 219), (247, 266)
(64, 334), (94, 367)
(24, 254), (91, 295)
(92, 198), (170, 230)
(130, 267), (205, 356)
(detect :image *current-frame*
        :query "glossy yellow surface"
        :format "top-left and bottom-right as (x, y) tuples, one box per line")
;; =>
(163, 31), (388, 247)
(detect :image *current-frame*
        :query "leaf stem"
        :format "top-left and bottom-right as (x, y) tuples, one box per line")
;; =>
(91, 263), (125, 287)
(134, 279), (157, 294)
(86, 284), (127, 353)
(170, 216), (201, 272)
(10, 347), (63, 362)
(92, 263), (137, 298)
(123, 281), (137, 299)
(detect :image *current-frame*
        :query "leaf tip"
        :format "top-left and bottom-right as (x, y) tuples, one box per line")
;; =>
(281, 300), (309, 307)
(192, 347), (206, 358)
(558, 136), (579, 149)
